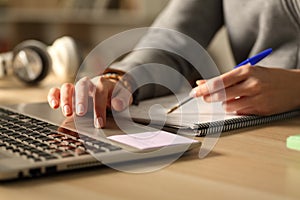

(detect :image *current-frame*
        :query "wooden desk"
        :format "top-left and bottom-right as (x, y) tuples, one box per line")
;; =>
(0, 76), (300, 200)
(0, 74), (58, 105)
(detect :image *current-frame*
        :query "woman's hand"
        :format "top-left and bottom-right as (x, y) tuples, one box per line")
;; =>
(192, 65), (300, 115)
(47, 76), (133, 128)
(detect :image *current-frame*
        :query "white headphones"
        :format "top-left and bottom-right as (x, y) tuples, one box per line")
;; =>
(0, 36), (81, 84)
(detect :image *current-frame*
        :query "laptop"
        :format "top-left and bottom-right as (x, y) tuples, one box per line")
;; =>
(0, 102), (200, 181)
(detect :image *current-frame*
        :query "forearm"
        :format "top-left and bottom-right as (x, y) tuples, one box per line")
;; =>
(110, 0), (224, 101)
(152, 0), (224, 48)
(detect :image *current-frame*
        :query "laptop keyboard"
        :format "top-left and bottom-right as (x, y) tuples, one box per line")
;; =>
(0, 107), (122, 162)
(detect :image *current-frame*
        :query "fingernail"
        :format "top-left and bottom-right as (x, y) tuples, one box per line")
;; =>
(189, 89), (197, 97)
(51, 99), (57, 108)
(118, 98), (125, 110)
(76, 104), (85, 115)
(210, 93), (218, 101)
(63, 105), (71, 116)
(94, 117), (103, 128)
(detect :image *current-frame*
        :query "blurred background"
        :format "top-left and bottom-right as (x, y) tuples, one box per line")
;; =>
(0, 0), (234, 104)
(0, 0), (234, 66)
(0, 0), (170, 54)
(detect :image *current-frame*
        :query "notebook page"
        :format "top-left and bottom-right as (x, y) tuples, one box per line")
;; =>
(125, 93), (242, 129)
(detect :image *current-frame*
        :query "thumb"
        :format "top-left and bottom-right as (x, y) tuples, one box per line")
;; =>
(111, 83), (133, 112)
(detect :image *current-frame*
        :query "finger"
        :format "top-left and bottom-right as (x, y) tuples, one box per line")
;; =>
(224, 77), (263, 101)
(220, 64), (254, 88)
(93, 76), (110, 128)
(191, 80), (206, 97)
(196, 79), (206, 86)
(111, 82), (133, 111)
(202, 91), (226, 102)
(222, 97), (252, 113)
(194, 64), (253, 97)
(60, 83), (74, 117)
(48, 88), (60, 109)
(203, 78), (257, 102)
(236, 108), (256, 115)
(192, 76), (224, 97)
(75, 77), (91, 116)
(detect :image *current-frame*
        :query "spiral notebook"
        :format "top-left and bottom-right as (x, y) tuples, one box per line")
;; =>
(125, 93), (300, 136)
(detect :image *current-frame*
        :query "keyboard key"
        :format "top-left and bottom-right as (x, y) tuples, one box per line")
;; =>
(58, 151), (74, 158)
(43, 155), (57, 160)
(74, 148), (89, 156)
(0, 107), (123, 163)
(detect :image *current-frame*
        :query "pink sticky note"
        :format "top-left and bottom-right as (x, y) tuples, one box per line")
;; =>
(108, 131), (197, 150)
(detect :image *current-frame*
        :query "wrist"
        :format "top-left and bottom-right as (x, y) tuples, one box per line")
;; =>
(102, 69), (139, 105)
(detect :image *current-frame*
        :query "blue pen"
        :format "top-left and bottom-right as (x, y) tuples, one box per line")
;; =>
(167, 48), (273, 114)
(234, 48), (272, 68)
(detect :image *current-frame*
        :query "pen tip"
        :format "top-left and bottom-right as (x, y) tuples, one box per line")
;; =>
(166, 106), (178, 114)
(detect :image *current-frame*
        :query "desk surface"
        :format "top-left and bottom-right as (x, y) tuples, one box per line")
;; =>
(1, 76), (300, 200)
(0, 74), (59, 105)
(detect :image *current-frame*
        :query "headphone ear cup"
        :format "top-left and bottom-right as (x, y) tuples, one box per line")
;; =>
(48, 36), (81, 82)
(0, 52), (12, 78)
(12, 40), (51, 84)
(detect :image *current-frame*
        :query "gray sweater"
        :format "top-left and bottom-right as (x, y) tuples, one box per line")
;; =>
(110, 0), (300, 101)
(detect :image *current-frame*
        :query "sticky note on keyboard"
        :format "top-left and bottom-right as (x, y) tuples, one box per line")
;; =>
(108, 131), (198, 150)
(287, 134), (300, 151)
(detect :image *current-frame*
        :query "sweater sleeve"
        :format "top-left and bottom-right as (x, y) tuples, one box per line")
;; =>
(109, 0), (224, 101)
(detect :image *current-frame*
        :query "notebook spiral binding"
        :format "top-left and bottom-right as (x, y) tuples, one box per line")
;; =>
(192, 110), (300, 137)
